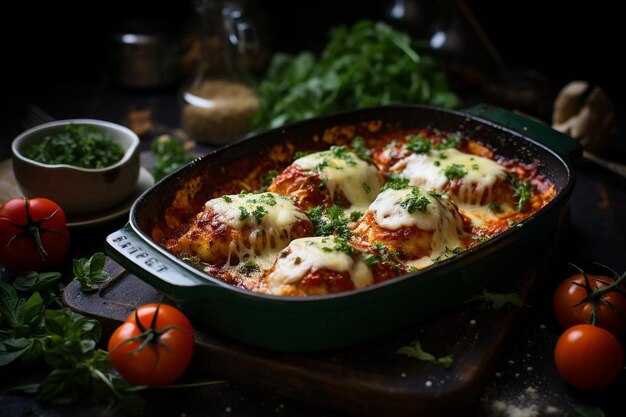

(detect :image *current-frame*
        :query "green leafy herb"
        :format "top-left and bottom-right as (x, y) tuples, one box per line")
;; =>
(400, 187), (431, 213)
(252, 206), (267, 223)
(362, 182), (372, 194)
(151, 135), (193, 181)
(238, 258), (260, 276)
(487, 203), (503, 213)
(396, 340), (454, 368)
(253, 20), (459, 131)
(25, 124), (124, 169)
(509, 175), (533, 212)
(72, 253), (111, 292)
(466, 290), (526, 309)
(350, 211), (363, 222)
(13, 271), (64, 308)
(405, 134), (431, 154)
(259, 170), (278, 191)
(294, 151), (313, 160)
(222, 195), (233, 203)
(238, 206), (250, 221)
(307, 204), (352, 239)
(381, 177), (410, 191)
(182, 256), (204, 270)
(566, 405), (606, 417)
(363, 253), (379, 267)
(444, 163), (467, 180)
(330, 146), (357, 166)
(372, 243), (403, 271)
(332, 237), (355, 256)
(351, 136), (372, 160)
(433, 132), (462, 150)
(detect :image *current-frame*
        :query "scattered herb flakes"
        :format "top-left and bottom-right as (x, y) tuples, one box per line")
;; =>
(330, 146), (357, 166)
(350, 136), (372, 159)
(381, 177), (410, 191)
(222, 195), (233, 203)
(400, 187), (431, 213)
(238, 206), (250, 221)
(252, 206), (267, 223)
(363, 253), (378, 267)
(509, 176), (533, 212)
(466, 290), (526, 309)
(72, 253), (111, 292)
(26, 124), (124, 169)
(260, 170), (278, 191)
(294, 150), (313, 160)
(434, 132), (462, 150)
(396, 340), (454, 369)
(406, 134), (431, 154)
(488, 203), (503, 214)
(444, 163), (467, 180)
(372, 243), (403, 271)
(182, 256), (204, 269)
(307, 204), (352, 239)
(239, 258), (260, 276)
(350, 211), (363, 222)
(362, 182), (372, 194)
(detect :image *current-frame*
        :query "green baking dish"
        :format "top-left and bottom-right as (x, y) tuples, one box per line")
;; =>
(105, 104), (581, 352)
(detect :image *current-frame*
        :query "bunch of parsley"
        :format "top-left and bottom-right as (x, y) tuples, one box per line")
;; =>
(253, 20), (459, 130)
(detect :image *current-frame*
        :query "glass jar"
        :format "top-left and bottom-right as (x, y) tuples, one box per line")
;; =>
(180, 0), (259, 145)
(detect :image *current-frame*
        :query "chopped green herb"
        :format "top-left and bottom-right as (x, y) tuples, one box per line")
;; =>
(471, 164), (479, 170)
(438, 152), (448, 159)
(396, 340), (454, 368)
(451, 247), (463, 254)
(364, 253), (378, 267)
(260, 170), (278, 191)
(307, 204), (352, 239)
(400, 187), (431, 213)
(427, 190), (444, 198)
(315, 159), (330, 171)
(238, 258), (260, 276)
(351, 136), (372, 160)
(488, 203), (502, 213)
(444, 163), (467, 180)
(252, 206), (267, 223)
(466, 290), (526, 309)
(333, 237), (356, 256)
(222, 195), (233, 203)
(433, 132), (462, 150)
(294, 151), (313, 160)
(362, 182), (372, 194)
(509, 175), (533, 212)
(381, 177), (410, 191)
(330, 146), (357, 166)
(26, 124), (124, 169)
(350, 211), (363, 222)
(182, 256), (204, 270)
(434, 160), (441, 167)
(239, 206), (250, 221)
(372, 243), (403, 271)
(405, 134), (431, 154)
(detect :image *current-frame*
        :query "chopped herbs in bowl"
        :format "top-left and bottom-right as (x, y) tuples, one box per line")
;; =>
(25, 124), (124, 169)
(12, 119), (141, 217)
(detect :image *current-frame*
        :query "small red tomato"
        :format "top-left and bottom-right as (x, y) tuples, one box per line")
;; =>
(554, 324), (623, 391)
(0, 197), (70, 271)
(108, 304), (195, 387)
(553, 272), (626, 336)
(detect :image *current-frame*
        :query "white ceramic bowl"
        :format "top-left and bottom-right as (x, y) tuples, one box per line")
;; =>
(12, 119), (140, 217)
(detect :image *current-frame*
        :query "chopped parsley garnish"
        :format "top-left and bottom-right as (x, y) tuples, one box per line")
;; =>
(182, 256), (204, 269)
(471, 164), (479, 170)
(362, 182), (372, 194)
(363, 253), (378, 267)
(433, 132), (462, 150)
(396, 340), (454, 368)
(315, 159), (330, 171)
(381, 177), (410, 191)
(434, 160), (441, 167)
(307, 204), (351, 239)
(509, 175), (533, 212)
(350, 211), (363, 222)
(252, 206), (267, 223)
(222, 195), (233, 203)
(260, 170), (278, 190)
(238, 258), (260, 276)
(438, 152), (448, 159)
(488, 203), (503, 214)
(333, 237), (355, 255)
(405, 134), (431, 154)
(451, 247), (464, 254)
(329, 145), (357, 166)
(238, 206), (250, 220)
(400, 187), (431, 213)
(372, 243), (403, 271)
(294, 150), (313, 160)
(351, 136), (372, 159)
(257, 193), (277, 206)
(444, 163), (467, 180)
(427, 190), (444, 198)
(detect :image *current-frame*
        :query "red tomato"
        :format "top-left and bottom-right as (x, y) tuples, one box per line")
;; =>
(108, 304), (195, 387)
(554, 324), (623, 391)
(553, 273), (626, 336)
(0, 197), (70, 271)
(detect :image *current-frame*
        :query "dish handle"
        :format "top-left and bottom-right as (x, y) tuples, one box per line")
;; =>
(463, 104), (583, 161)
(105, 224), (221, 299)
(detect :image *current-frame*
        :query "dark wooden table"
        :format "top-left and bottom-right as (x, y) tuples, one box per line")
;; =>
(1, 82), (625, 417)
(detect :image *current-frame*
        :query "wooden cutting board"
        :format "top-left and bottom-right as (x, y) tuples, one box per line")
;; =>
(63, 214), (566, 417)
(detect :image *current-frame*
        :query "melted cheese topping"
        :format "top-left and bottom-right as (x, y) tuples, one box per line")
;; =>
(265, 237), (373, 295)
(295, 148), (382, 211)
(368, 187), (465, 266)
(205, 192), (309, 268)
(391, 148), (507, 205)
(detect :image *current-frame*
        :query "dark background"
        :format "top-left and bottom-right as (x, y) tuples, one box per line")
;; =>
(2, 0), (622, 135)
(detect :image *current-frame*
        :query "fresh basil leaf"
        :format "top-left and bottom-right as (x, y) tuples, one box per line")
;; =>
(72, 253), (111, 292)
(13, 271), (62, 292)
(9, 383), (40, 395)
(396, 339), (454, 368)
(466, 290), (526, 309)
(0, 281), (21, 327)
(22, 292), (44, 326)
(0, 337), (33, 366)
(88, 253), (106, 274)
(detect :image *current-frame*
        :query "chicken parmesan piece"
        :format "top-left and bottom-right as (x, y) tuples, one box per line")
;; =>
(390, 148), (515, 208)
(262, 236), (377, 296)
(169, 192), (313, 268)
(352, 185), (468, 267)
(268, 146), (383, 211)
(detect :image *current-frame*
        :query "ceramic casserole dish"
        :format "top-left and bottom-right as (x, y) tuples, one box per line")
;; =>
(105, 104), (582, 352)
